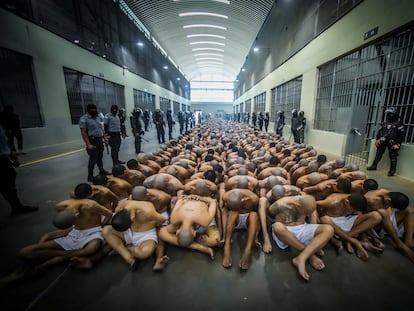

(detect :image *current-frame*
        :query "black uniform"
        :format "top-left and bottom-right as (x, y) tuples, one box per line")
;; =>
(276, 111), (285, 136)
(291, 109), (302, 143)
(130, 108), (144, 154)
(178, 111), (186, 134)
(153, 109), (166, 143)
(252, 112), (257, 127)
(264, 112), (270, 132)
(166, 109), (174, 140)
(368, 107), (405, 176)
(257, 112), (264, 131)
(143, 110), (150, 131)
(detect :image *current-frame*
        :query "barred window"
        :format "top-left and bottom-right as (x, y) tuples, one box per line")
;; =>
(133, 89), (156, 112)
(270, 77), (302, 130)
(159, 97), (171, 113)
(0, 47), (43, 128)
(64, 68), (125, 124)
(253, 92), (266, 113)
(315, 26), (414, 143)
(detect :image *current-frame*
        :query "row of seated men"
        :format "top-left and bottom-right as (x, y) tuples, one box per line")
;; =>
(4, 119), (413, 283)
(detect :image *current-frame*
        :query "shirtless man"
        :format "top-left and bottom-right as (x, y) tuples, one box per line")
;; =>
(364, 189), (414, 261)
(259, 185), (303, 254)
(158, 164), (191, 184)
(17, 183), (112, 276)
(102, 200), (166, 270)
(296, 171), (329, 190)
(303, 178), (352, 201)
(131, 186), (172, 271)
(93, 174), (133, 201)
(143, 173), (184, 196)
(221, 188), (259, 270)
(317, 193), (382, 260)
(112, 164), (146, 187)
(158, 195), (219, 258)
(269, 195), (334, 281)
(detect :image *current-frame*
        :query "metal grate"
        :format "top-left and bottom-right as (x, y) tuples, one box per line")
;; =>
(270, 77), (302, 131)
(315, 24), (414, 165)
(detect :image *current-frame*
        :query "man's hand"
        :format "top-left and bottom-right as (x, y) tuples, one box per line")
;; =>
(391, 144), (400, 150)
(375, 139), (381, 148)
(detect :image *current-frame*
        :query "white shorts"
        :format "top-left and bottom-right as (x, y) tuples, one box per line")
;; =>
(161, 210), (170, 226)
(54, 226), (103, 250)
(123, 228), (158, 246)
(235, 213), (249, 230)
(272, 223), (319, 250)
(194, 218), (217, 235)
(331, 215), (357, 232)
(371, 209), (405, 239)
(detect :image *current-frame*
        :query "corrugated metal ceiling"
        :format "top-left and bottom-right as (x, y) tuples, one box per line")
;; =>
(123, 0), (275, 81)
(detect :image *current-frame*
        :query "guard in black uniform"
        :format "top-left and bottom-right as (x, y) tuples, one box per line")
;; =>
(276, 110), (285, 136)
(367, 107), (405, 176)
(291, 109), (302, 143)
(153, 109), (166, 143)
(130, 108), (145, 154)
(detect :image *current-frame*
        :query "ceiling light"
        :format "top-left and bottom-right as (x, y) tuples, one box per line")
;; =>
(241, 68), (246, 72)
(137, 41), (144, 46)
(212, 0), (230, 4)
(253, 47), (259, 52)
(179, 12), (228, 19)
(194, 53), (224, 57)
(190, 41), (225, 46)
(196, 57), (224, 61)
(187, 34), (226, 39)
(183, 24), (227, 30)
(163, 65), (169, 69)
(197, 61), (223, 65)
(192, 47), (224, 52)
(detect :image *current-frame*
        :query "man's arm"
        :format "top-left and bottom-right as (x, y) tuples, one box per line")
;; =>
(80, 128), (94, 150)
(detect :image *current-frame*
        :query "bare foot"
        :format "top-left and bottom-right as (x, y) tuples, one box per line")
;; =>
(355, 244), (369, 261)
(370, 237), (385, 249)
(346, 241), (355, 254)
(130, 259), (138, 272)
(315, 249), (325, 257)
(203, 247), (215, 260)
(292, 257), (310, 281)
(218, 239), (225, 248)
(330, 237), (343, 254)
(254, 239), (262, 249)
(239, 253), (251, 270)
(153, 255), (170, 272)
(70, 257), (93, 269)
(361, 240), (384, 254)
(262, 239), (273, 254)
(222, 254), (232, 268)
(0, 269), (26, 287)
(309, 255), (325, 271)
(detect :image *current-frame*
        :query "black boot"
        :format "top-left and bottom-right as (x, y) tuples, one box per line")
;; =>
(367, 164), (377, 170)
(388, 159), (397, 176)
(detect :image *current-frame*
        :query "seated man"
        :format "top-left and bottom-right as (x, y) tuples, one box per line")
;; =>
(16, 183), (112, 276)
(158, 195), (219, 259)
(296, 171), (329, 190)
(93, 174), (133, 201)
(143, 173), (184, 196)
(269, 195), (334, 281)
(303, 178), (352, 201)
(221, 188), (259, 270)
(364, 189), (414, 262)
(130, 186), (172, 271)
(102, 200), (166, 270)
(112, 164), (146, 187)
(317, 193), (382, 260)
(158, 164), (191, 184)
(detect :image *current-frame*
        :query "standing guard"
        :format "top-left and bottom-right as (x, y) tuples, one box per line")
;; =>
(368, 107), (405, 176)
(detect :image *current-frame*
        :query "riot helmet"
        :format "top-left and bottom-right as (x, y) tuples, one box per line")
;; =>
(385, 107), (399, 122)
(292, 109), (298, 117)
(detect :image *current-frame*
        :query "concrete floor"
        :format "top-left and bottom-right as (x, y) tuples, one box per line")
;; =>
(1, 124), (414, 311)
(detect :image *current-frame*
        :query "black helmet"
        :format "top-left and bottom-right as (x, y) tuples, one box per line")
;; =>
(385, 107), (398, 115)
